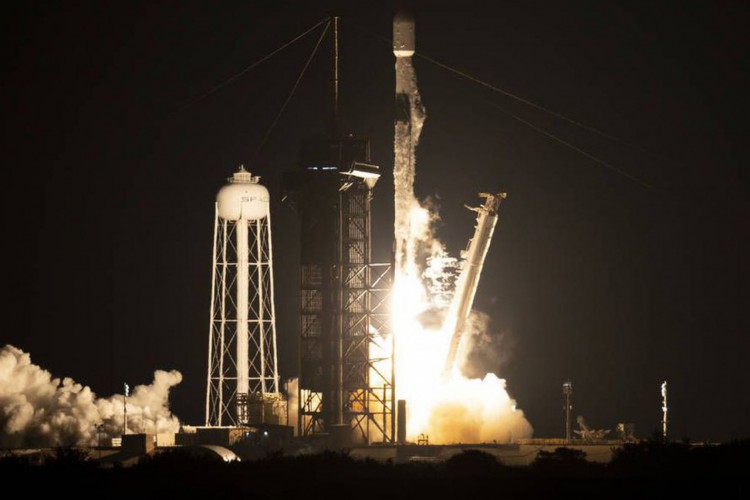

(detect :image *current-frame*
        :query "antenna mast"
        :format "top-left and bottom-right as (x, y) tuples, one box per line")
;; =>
(563, 380), (573, 443)
(333, 16), (339, 133)
(661, 381), (668, 441)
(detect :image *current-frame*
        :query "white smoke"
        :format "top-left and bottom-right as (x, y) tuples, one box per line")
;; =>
(0, 345), (182, 448)
(425, 374), (533, 443)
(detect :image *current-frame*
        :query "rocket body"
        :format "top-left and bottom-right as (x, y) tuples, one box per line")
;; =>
(394, 12), (416, 97)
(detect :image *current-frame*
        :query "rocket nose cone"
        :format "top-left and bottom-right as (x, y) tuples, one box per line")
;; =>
(393, 9), (415, 57)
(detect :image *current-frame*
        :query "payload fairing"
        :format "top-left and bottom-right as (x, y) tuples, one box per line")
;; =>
(393, 11), (415, 58)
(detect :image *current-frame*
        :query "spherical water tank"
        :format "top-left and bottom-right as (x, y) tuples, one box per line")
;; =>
(217, 167), (269, 221)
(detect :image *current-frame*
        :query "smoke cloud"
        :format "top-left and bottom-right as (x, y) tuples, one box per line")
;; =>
(427, 374), (533, 443)
(0, 345), (182, 448)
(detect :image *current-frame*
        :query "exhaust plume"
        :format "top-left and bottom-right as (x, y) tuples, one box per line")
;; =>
(0, 345), (182, 448)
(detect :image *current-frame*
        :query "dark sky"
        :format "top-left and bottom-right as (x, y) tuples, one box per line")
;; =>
(2, 1), (747, 441)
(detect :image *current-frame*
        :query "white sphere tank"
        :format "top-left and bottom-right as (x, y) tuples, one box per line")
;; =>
(216, 166), (269, 221)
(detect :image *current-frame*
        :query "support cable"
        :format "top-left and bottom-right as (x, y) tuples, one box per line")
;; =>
(251, 19), (331, 160)
(415, 52), (662, 160)
(350, 25), (658, 190)
(177, 17), (330, 113)
(486, 100), (654, 189)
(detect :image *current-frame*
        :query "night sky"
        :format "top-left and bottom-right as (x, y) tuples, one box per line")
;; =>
(2, 1), (747, 442)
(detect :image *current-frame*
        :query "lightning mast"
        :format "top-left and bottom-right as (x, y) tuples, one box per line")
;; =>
(661, 381), (668, 441)
(443, 192), (507, 373)
(563, 381), (573, 443)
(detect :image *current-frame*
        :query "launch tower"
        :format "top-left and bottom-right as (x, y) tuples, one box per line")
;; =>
(283, 139), (395, 445)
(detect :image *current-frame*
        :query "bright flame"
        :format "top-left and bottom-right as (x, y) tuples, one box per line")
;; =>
(391, 205), (533, 443)
(391, 216), (533, 443)
(391, 54), (532, 444)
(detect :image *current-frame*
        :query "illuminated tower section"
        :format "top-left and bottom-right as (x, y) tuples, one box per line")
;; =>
(205, 166), (285, 426)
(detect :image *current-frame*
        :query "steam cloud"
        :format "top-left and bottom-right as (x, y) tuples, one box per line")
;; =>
(0, 345), (182, 448)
